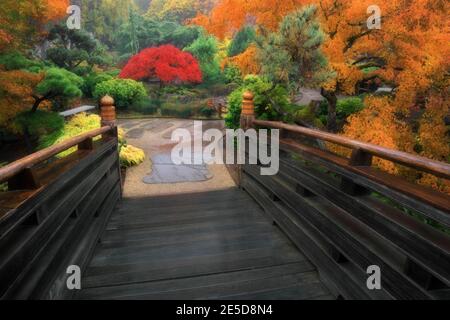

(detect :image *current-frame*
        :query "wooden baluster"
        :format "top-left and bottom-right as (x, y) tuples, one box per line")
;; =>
(78, 137), (94, 150)
(341, 148), (373, 196)
(8, 167), (41, 190)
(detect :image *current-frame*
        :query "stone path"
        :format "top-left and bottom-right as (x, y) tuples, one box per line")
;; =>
(118, 119), (236, 197)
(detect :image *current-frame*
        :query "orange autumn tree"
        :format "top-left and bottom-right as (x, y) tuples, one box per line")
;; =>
(222, 45), (260, 76)
(0, 68), (45, 130)
(339, 0), (449, 185)
(316, 0), (449, 129)
(189, 0), (308, 39)
(0, 0), (69, 51)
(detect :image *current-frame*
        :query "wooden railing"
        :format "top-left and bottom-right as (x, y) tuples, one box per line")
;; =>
(239, 91), (450, 300)
(0, 95), (122, 300)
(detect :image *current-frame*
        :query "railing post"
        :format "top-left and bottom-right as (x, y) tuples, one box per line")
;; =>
(238, 91), (256, 188)
(240, 91), (255, 130)
(99, 95), (122, 196)
(341, 148), (373, 195)
(100, 95), (117, 128)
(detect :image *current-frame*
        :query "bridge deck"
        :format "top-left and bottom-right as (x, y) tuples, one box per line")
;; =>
(77, 188), (331, 300)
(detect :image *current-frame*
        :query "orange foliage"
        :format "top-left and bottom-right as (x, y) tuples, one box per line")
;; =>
(317, 0), (449, 192)
(0, 69), (45, 129)
(222, 45), (260, 76)
(0, 0), (69, 51)
(416, 95), (450, 193)
(333, 96), (415, 174)
(189, 0), (308, 39)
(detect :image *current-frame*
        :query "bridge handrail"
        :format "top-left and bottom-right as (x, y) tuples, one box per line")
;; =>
(0, 126), (113, 184)
(252, 119), (450, 180)
(0, 95), (118, 185)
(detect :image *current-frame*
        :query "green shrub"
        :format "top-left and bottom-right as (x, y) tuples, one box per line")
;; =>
(13, 111), (64, 137)
(184, 35), (223, 84)
(223, 65), (243, 85)
(130, 97), (159, 115)
(82, 72), (113, 97)
(336, 97), (364, 118)
(93, 78), (147, 109)
(0, 52), (44, 71)
(161, 103), (193, 118)
(200, 107), (214, 118)
(318, 97), (364, 124)
(225, 75), (290, 129)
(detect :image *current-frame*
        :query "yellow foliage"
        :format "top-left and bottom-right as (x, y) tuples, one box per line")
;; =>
(120, 145), (146, 167)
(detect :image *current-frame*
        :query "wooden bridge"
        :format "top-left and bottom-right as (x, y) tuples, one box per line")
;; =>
(0, 94), (449, 300)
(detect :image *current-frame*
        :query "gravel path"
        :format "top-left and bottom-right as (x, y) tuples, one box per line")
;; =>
(119, 119), (236, 198)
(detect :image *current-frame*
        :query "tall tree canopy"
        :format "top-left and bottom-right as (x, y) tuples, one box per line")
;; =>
(46, 25), (110, 73)
(256, 6), (331, 95)
(184, 35), (222, 83)
(189, 0), (307, 39)
(0, 0), (69, 51)
(147, 0), (219, 23)
(228, 26), (256, 57)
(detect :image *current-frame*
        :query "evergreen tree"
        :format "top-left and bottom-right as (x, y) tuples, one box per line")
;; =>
(228, 26), (256, 57)
(256, 5), (331, 96)
(184, 35), (222, 84)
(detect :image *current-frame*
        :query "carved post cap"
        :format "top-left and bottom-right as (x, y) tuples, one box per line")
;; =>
(241, 91), (255, 116)
(100, 95), (116, 127)
(240, 91), (255, 130)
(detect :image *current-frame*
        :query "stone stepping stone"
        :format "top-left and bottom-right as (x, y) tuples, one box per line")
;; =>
(143, 152), (213, 184)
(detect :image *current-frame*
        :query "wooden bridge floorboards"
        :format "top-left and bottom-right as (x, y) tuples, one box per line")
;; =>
(77, 188), (330, 300)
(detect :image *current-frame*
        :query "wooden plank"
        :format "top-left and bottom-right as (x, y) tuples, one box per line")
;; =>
(78, 262), (318, 300)
(83, 244), (304, 288)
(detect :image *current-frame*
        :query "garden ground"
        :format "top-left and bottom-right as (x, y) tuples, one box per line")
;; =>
(119, 118), (236, 197)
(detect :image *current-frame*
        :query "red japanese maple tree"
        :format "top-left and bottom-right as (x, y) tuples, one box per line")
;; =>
(119, 45), (202, 84)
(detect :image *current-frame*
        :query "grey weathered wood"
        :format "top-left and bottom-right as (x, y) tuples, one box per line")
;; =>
(241, 173), (391, 300)
(278, 156), (450, 285)
(244, 163), (442, 299)
(78, 188), (330, 300)
(0, 135), (121, 300)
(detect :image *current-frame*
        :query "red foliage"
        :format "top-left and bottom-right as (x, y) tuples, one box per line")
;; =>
(119, 45), (203, 84)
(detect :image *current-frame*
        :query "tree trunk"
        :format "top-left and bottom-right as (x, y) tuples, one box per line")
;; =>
(321, 88), (338, 133)
(31, 96), (45, 113)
